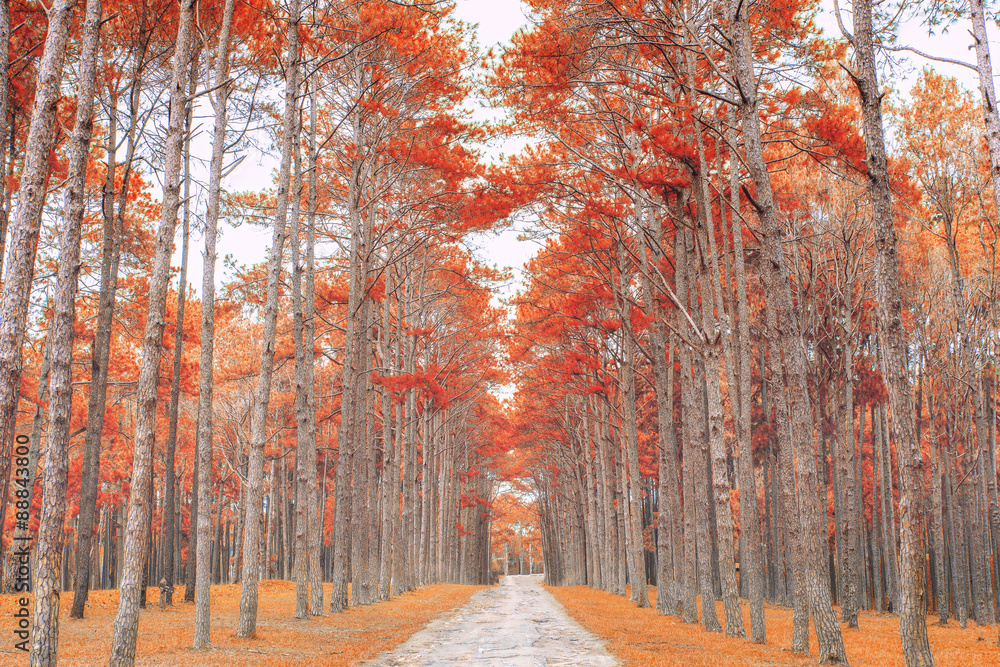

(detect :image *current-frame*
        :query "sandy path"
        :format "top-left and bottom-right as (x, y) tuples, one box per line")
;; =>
(361, 574), (620, 667)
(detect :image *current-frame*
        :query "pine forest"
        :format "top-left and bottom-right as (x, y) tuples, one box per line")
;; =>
(0, 1), (999, 666)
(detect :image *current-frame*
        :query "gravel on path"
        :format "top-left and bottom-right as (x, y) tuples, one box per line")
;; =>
(361, 574), (620, 667)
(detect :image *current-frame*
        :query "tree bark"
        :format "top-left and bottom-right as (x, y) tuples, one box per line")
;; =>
(291, 105), (311, 619)
(193, 0), (235, 646)
(73, 9), (150, 618)
(0, 0), (77, 539)
(641, 226), (682, 614)
(726, 99), (766, 641)
(968, 6), (1000, 638)
(163, 46), (199, 608)
(838, 301), (861, 628)
(730, 0), (848, 660)
(0, 0), (10, 285)
(613, 237), (649, 608)
(692, 165), (743, 638)
(108, 2), (195, 663)
(235, 0), (299, 637)
(28, 1), (101, 662)
(304, 76), (323, 618)
(851, 0), (934, 663)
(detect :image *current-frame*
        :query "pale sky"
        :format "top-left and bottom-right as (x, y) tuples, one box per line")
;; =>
(179, 0), (534, 300)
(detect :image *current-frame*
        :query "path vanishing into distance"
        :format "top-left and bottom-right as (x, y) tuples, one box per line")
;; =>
(362, 575), (620, 667)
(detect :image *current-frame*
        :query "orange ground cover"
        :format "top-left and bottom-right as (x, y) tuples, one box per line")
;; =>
(0, 581), (483, 667)
(547, 585), (998, 667)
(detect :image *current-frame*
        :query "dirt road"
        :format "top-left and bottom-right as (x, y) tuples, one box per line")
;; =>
(362, 574), (620, 666)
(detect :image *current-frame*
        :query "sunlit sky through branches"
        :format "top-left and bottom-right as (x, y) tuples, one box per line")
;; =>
(176, 0), (989, 304)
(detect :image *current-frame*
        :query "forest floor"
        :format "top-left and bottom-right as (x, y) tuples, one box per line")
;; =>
(0, 580), (483, 667)
(362, 574), (618, 666)
(549, 584), (999, 667)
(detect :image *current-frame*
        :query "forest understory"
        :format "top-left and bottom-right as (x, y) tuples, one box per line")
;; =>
(550, 585), (998, 667)
(3, 580), (994, 667)
(0, 582), (483, 666)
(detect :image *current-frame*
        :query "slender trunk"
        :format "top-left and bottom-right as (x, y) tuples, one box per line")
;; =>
(851, 1), (934, 663)
(73, 37), (146, 609)
(763, 303), (810, 653)
(613, 238), (649, 608)
(236, 0), (299, 636)
(378, 274), (396, 599)
(731, 0), (848, 660)
(163, 47), (199, 607)
(877, 404), (900, 607)
(108, 2), (195, 663)
(291, 106), (311, 618)
(331, 72), (369, 612)
(28, 2), (102, 662)
(304, 77), (322, 617)
(725, 101), (766, 640)
(675, 226), (699, 624)
(191, 1), (234, 638)
(0, 0), (77, 538)
(872, 404), (886, 612)
(592, 392), (612, 592)
(692, 168), (743, 637)
(839, 308), (860, 628)
(927, 385), (948, 624)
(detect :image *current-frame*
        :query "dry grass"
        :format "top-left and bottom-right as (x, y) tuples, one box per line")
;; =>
(548, 584), (998, 667)
(0, 580), (484, 667)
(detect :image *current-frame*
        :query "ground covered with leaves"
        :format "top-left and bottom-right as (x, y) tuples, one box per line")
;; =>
(548, 585), (997, 667)
(0, 581), (483, 666)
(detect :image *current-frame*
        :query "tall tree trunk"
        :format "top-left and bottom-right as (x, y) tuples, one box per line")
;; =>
(331, 63), (370, 612)
(692, 166), (743, 637)
(838, 301), (861, 628)
(675, 225), (699, 624)
(871, 404), (885, 612)
(304, 77), (323, 617)
(877, 403), (900, 608)
(71, 31), (146, 612)
(108, 1), (195, 663)
(730, 0), (848, 660)
(763, 302), (810, 653)
(28, 1), (102, 662)
(236, 0), (299, 637)
(0, 0), (77, 538)
(726, 99), (766, 640)
(927, 385), (948, 624)
(675, 223), (718, 630)
(162, 47), (199, 607)
(291, 108), (311, 619)
(851, 1), (934, 663)
(378, 274), (396, 599)
(613, 237), (649, 608)
(193, 0), (235, 646)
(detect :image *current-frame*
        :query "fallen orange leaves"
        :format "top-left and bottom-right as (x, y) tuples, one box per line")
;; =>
(0, 582), (484, 667)
(547, 585), (998, 667)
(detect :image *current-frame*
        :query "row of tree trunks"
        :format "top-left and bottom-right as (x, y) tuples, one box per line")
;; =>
(1, 7), (505, 667)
